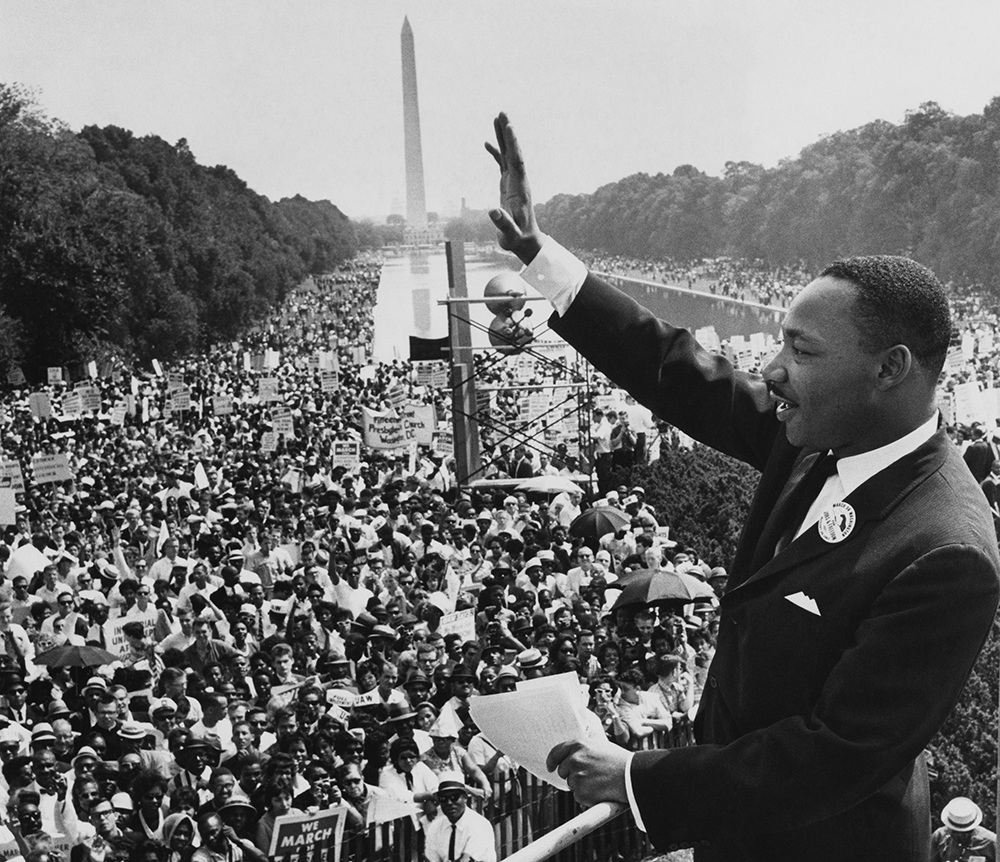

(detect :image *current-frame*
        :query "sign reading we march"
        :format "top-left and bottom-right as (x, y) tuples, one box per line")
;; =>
(269, 804), (347, 861)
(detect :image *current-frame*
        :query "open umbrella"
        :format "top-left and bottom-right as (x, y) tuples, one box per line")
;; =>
(33, 644), (119, 668)
(569, 507), (630, 541)
(608, 568), (699, 611)
(675, 570), (718, 602)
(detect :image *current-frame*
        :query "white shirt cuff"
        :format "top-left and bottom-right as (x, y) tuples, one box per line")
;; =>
(520, 236), (588, 317)
(624, 751), (647, 833)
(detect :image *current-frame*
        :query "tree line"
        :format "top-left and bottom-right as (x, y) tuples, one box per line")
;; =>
(0, 84), (361, 376)
(535, 98), (1000, 293)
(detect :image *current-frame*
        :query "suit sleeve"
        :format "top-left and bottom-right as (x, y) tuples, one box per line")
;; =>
(628, 542), (1000, 845)
(549, 274), (780, 471)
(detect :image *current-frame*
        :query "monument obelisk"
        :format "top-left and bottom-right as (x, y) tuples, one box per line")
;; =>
(401, 17), (427, 229)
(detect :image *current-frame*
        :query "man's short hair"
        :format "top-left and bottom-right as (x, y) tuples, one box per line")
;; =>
(820, 255), (951, 373)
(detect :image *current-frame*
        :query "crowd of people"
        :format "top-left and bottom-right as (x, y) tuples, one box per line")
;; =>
(0, 242), (996, 862)
(0, 253), (723, 862)
(578, 251), (814, 309)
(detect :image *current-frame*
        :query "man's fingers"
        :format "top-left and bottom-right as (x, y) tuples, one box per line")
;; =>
(494, 113), (509, 157)
(489, 208), (521, 248)
(503, 122), (526, 172)
(546, 739), (579, 773)
(484, 141), (503, 169)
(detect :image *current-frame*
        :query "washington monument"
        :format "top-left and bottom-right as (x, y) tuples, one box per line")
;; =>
(401, 17), (427, 229)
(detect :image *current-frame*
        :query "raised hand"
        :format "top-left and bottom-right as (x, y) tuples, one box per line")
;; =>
(485, 112), (545, 264)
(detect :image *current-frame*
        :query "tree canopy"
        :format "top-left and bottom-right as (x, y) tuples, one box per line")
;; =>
(0, 84), (360, 375)
(536, 99), (1000, 293)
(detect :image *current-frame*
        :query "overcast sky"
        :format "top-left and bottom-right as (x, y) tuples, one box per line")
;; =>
(2, 1), (999, 221)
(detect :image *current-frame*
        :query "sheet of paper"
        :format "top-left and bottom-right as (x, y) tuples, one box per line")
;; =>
(469, 671), (594, 790)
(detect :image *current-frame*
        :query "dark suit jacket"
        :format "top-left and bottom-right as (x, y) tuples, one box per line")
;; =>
(550, 274), (1000, 862)
(963, 438), (995, 483)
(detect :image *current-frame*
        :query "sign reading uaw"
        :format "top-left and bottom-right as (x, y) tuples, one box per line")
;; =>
(268, 804), (347, 860)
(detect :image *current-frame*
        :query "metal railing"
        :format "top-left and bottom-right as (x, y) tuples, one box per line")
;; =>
(268, 721), (695, 862)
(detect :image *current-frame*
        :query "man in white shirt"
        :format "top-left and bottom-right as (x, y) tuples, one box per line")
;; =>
(424, 772), (496, 862)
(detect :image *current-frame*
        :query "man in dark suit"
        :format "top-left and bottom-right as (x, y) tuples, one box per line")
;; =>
(963, 424), (995, 482)
(486, 113), (1000, 862)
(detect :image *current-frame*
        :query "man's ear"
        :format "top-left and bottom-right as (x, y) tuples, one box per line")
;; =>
(876, 344), (912, 390)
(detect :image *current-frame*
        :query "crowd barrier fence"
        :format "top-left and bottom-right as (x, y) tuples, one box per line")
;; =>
(265, 721), (696, 862)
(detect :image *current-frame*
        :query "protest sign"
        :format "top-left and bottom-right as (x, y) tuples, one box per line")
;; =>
(314, 350), (339, 372)
(0, 489), (17, 526)
(326, 689), (357, 709)
(110, 403), (127, 427)
(259, 377), (280, 402)
(102, 612), (157, 658)
(269, 681), (306, 710)
(261, 432), (278, 453)
(438, 608), (476, 643)
(361, 407), (407, 450)
(194, 462), (211, 490)
(352, 690), (381, 709)
(0, 460), (25, 493)
(415, 360), (448, 387)
(78, 385), (102, 413)
(332, 440), (360, 470)
(60, 392), (82, 418)
(7, 544), (49, 582)
(694, 325), (722, 354)
(401, 401), (435, 445)
(6, 367), (25, 385)
(29, 392), (52, 420)
(944, 346), (965, 376)
(31, 454), (73, 485)
(273, 410), (295, 438)
(269, 805), (347, 860)
(212, 395), (234, 416)
(387, 381), (406, 408)
(432, 429), (454, 456)
(47, 367), (63, 384)
(320, 369), (339, 393)
(170, 389), (192, 413)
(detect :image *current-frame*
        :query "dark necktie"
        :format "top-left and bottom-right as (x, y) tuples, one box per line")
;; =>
(405, 772), (413, 791)
(774, 452), (839, 556)
(449, 824), (457, 861)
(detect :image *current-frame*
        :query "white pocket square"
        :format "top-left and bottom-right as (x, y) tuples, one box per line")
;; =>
(785, 591), (821, 616)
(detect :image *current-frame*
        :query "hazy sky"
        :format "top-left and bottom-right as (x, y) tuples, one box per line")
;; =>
(2, 1), (999, 221)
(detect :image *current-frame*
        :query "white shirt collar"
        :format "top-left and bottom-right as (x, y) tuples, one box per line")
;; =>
(836, 412), (939, 496)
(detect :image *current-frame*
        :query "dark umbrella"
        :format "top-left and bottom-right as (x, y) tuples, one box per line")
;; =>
(614, 567), (717, 601)
(33, 644), (119, 668)
(568, 507), (630, 541)
(608, 568), (699, 611)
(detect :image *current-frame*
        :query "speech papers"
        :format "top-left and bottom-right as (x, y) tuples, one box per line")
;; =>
(469, 671), (594, 791)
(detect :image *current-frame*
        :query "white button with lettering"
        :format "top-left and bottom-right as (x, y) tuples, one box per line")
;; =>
(817, 502), (855, 543)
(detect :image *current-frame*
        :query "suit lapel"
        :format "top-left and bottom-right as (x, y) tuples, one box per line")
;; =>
(732, 431), (949, 594)
(745, 450), (825, 575)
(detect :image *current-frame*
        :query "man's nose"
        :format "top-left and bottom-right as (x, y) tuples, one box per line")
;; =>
(761, 351), (787, 384)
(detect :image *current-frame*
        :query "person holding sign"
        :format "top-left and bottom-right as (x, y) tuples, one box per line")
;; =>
(487, 112), (1000, 860)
